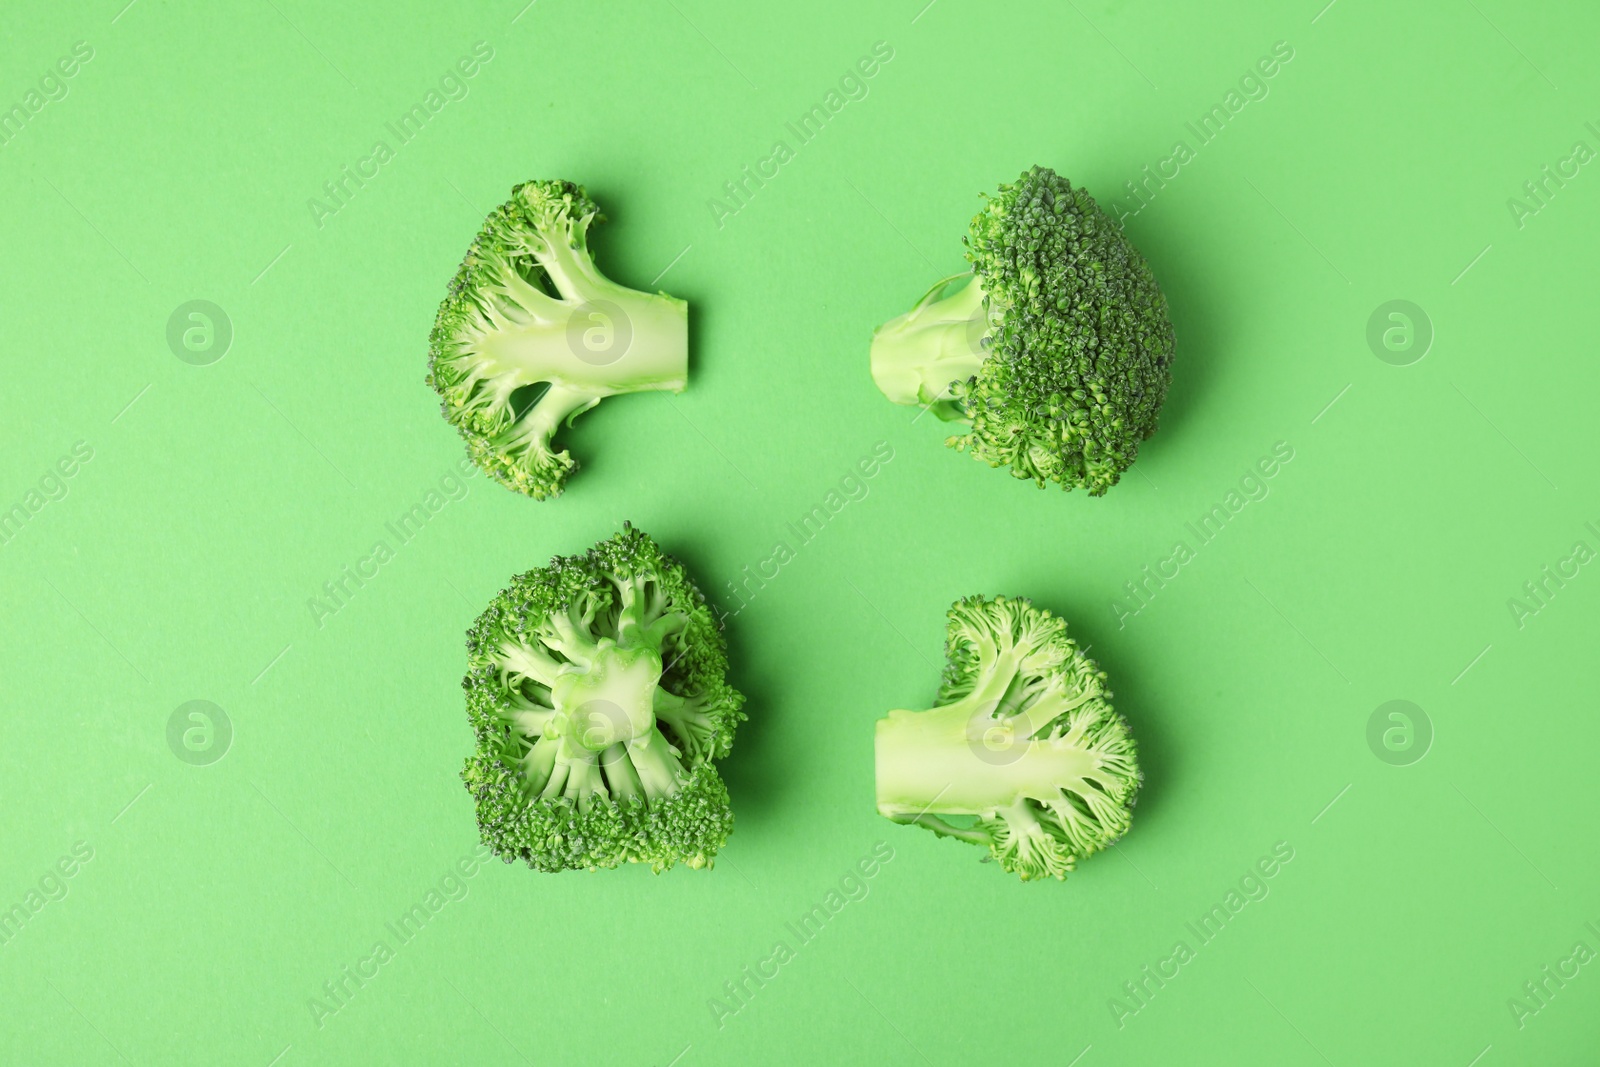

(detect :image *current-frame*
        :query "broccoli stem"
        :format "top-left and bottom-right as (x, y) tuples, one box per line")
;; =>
(623, 728), (687, 798)
(471, 285), (688, 398)
(874, 696), (1103, 817)
(654, 689), (715, 758)
(613, 573), (687, 651)
(869, 273), (987, 418)
(528, 222), (616, 307)
(562, 754), (606, 805)
(599, 742), (645, 800)
(497, 640), (563, 688)
(901, 812), (993, 845)
(549, 639), (664, 749)
(498, 623), (699, 807)
(498, 383), (602, 453)
(520, 734), (560, 787)
(1007, 680), (1104, 744)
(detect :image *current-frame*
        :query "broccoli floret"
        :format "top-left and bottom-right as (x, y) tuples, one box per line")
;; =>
(460, 523), (744, 872)
(874, 595), (1140, 882)
(870, 166), (1175, 495)
(427, 180), (689, 500)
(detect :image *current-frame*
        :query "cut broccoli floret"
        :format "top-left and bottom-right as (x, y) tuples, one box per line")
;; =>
(870, 166), (1175, 495)
(460, 524), (744, 872)
(428, 179), (689, 500)
(874, 595), (1140, 882)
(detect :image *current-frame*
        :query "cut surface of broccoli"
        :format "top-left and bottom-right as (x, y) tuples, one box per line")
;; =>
(875, 595), (1140, 882)
(461, 524), (744, 872)
(428, 180), (688, 500)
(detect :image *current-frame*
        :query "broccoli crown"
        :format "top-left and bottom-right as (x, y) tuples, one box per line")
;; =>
(874, 595), (1140, 882)
(460, 523), (744, 872)
(427, 180), (689, 501)
(869, 166), (1175, 495)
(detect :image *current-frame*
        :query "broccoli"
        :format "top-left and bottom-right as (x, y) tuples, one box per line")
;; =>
(869, 166), (1176, 495)
(460, 524), (744, 872)
(874, 595), (1140, 881)
(428, 180), (689, 500)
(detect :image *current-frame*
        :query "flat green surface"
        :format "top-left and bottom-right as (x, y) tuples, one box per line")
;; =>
(2, 1), (1597, 1063)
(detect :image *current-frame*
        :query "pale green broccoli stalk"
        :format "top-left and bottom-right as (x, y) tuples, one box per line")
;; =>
(870, 166), (1175, 495)
(428, 180), (689, 500)
(875, 595), (1140, 882)
(461, 524), (744, 872)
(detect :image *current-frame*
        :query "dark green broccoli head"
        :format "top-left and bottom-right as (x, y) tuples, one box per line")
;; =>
(428, 180), (689, 501)
(461, 524), (744, 872)
(870, 167), (1175, 495)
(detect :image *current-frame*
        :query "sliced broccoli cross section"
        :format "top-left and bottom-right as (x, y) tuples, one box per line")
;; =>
(875, 595), (1141, 882)
(428, 179), (689, 500)
(461, 524), (744, 872)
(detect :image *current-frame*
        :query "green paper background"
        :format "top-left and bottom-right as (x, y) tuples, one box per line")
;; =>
(3, 0), (1597, 1063)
